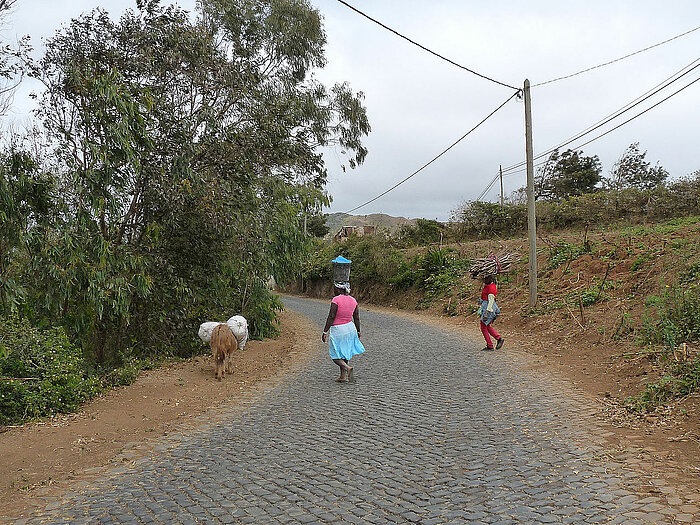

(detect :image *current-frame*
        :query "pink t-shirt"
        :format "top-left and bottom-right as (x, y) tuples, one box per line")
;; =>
(331, 294), (358, 325)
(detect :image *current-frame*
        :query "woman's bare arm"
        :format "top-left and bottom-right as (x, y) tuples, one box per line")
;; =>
(322, 303), (338, 341)
(353, 306), (361, 338)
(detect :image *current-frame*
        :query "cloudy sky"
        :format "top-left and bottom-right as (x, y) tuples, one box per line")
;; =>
(3, 1), (699, 220)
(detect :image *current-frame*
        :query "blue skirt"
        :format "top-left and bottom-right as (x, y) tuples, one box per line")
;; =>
(329, 322), (366, 360)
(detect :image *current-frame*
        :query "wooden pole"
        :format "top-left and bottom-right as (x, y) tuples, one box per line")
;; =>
(524, 79), (537, 307)
(499, 164), (504, 207)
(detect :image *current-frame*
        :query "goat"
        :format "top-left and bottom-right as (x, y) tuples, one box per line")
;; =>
(210, 323), (238, 381)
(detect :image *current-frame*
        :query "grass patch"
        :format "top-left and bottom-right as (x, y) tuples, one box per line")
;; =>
(625, 357), (700, 413)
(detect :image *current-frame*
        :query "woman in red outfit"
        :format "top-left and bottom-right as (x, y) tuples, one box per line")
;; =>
(479, 275), (504, 351)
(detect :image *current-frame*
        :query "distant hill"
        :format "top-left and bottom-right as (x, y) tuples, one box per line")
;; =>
(325, 213), (416, 237)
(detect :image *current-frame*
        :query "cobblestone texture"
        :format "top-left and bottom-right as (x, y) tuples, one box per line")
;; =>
(17, 296), (698, 524)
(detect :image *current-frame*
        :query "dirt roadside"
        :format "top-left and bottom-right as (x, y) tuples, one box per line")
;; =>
(1, 298), (699, 521)
(0, 309), (319, 521)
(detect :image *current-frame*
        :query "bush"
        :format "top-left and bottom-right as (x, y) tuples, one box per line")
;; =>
(450, 178), (700, 238)
(396, 219), (446, 247)
(451, 200), (527, 239)
(625, 357), (700, 413)
(628, 279), (700, 412)
(302, 235), (403, 286)
(0, 316), (101, 426)
(641, 284), (700, 349)
(547, 241), (591, 270)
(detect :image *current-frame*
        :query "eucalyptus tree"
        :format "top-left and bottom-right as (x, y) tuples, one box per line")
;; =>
(535, 148), (602, 201)
(0, 0), (29, 118)
(606, 142), (668, 191)
(32, 0), (370, 359)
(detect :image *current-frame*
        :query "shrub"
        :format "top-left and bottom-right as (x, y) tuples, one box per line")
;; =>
(302, 235), (403, 286)
(625, 357), (700, 413)
(389, 255), (422, 289)
(0, 316), (101, 426)
(641, 283), (700, 349)
(396, 219), (446, 247)
(451, 200), (527, 239)
(547, 241), (591, 270)
(450, 178), (700, 238)
(421, 250), (472, 304)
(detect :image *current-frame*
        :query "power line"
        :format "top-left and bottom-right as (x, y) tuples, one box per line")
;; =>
(533, 24), (700, 87)
(501, 57), (700, 175)
(344, 91), (519, 214)
(477, 74), (699, 201)
(335, 0), (519, 91)
(569, 76), (699, 150)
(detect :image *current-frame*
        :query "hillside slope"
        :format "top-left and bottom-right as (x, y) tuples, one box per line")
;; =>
(325, 212), (416, 237)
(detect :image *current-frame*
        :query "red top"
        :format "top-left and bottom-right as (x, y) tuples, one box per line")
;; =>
(481, 282), (497, 300)
(331, 294), (358, 325)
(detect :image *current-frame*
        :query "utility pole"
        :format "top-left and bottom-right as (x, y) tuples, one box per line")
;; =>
(499, 164), (504, 207)
(524, 79), (537, 307)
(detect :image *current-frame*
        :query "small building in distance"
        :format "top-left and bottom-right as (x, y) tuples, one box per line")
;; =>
(333, 224), (376, 242)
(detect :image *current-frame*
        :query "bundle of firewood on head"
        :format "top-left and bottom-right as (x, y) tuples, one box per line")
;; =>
(469, 252), (517, 279)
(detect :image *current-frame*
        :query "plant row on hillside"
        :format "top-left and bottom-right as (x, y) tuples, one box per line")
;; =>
(452, 178), (700, 240)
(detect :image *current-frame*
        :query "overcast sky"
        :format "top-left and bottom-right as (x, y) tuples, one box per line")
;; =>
(3, 1), (699, 220)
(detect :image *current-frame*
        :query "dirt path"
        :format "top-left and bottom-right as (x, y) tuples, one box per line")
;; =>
(0, 309), (318, 520)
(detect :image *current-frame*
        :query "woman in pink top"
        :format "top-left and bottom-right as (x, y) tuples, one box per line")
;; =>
(321, 281), (366, 382)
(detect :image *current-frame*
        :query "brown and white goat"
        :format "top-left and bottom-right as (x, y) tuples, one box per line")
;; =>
(210, 323), (238, 381)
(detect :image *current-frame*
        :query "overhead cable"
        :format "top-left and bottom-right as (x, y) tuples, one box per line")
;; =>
(335, 0), (519, 91)
(568, 76), (699, 150)
(502, 57), (700, 175)
(533, 24), (700, 87)
(475, 66), (700, 201)
(344, 91), (520, 214)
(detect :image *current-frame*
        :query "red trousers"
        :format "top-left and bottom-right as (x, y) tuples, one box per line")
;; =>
(480, 321), (501, 348)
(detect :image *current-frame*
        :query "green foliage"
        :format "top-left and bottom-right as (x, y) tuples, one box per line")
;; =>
(0, 149), (55, 315)
(396, 219), (446, 247)
(625, 357), (700, 413)
(606, 142), (668, 191)
(451, 200), (527, 239)
(0, 0), (370, 367)
(301, 235), (403, 287)
(452, 179), (700, 239)
(631, 253), (653, 271)
(626, 265), (700, 413)
(579, 286), (602, 307)
(0, 316), (101, 425)
(239, 282), (284, 340)
(567, 277), (612, 307)
(535, 148), (602, 201)
(422, 253), (471, 304)
(305, 212), (330, 238)
(390, 256), (422, 289)
(654, 216), (700, 233)
(337, 236), (403, 284)
(302, 239), (473, 306)
(547, 241), (591, 270)
(679, 261), (700, 285)
(641, 283), (700, 349)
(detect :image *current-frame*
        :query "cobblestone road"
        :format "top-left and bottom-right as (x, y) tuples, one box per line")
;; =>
(18, 296), (698, 524)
